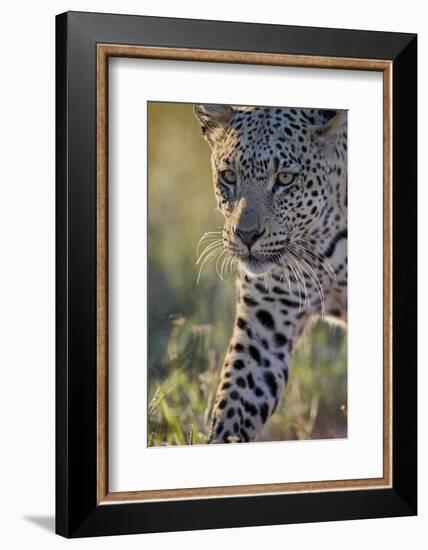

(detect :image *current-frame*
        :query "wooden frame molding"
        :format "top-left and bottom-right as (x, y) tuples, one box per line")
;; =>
(96, 44), (393, 505)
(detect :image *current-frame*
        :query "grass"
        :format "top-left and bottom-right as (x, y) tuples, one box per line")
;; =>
(147, 314), (347, 446)
(147, 101), (347, 446)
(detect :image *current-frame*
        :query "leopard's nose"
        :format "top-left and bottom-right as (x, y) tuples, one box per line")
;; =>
(235, 228), (265, 250)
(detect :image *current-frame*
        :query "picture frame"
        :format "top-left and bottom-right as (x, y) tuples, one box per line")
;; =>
(56, 11), (417, 538)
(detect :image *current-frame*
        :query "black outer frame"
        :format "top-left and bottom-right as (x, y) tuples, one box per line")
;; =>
(56, 11), (417, 538)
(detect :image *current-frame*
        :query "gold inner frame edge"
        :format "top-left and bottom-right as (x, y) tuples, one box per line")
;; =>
(96, 44), (393, 505)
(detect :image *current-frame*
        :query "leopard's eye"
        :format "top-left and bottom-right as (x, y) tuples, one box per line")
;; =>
(219, 169), (237, 185)
(275, 172), (297, 187)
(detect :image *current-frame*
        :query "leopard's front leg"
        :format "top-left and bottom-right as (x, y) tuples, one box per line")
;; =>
(209, 278), (308, 443)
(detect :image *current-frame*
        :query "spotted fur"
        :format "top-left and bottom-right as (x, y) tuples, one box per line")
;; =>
(194, 104), (347, 443)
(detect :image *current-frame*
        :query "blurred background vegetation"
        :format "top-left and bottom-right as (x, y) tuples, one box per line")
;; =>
(147, 102), (347, 446)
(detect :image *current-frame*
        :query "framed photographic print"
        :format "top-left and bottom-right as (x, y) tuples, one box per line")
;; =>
(56, 11), (417, 538)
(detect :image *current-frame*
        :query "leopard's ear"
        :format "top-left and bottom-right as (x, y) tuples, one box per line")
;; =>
(313, 110), (347, 154)
(194, 104), (233, 146)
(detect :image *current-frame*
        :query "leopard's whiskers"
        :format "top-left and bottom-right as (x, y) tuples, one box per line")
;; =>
(219, 255), (228, 280)
(196, 245), (224, 284)
(196, 240), (223, 265)
(290, 238), (336, 280)
(196, 229), (241, 284)
(215, 249), (229, 282)
(291, 254), (324, 317)
(196, 233), (223, 258)
(262, 271), (272, 293)
(288, 256), (310, 306)
(227, 256), (238, 275)
(273, 255), (292, 295)
(286, 244), (327, 318)
(220, 253), (234, 280)
(280, 257), (303, 311)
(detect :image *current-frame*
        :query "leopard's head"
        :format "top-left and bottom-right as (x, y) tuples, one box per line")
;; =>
(194, 104), (346, 276)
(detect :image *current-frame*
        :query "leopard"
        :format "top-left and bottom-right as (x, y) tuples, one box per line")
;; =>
(194, 103), (347, 443)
